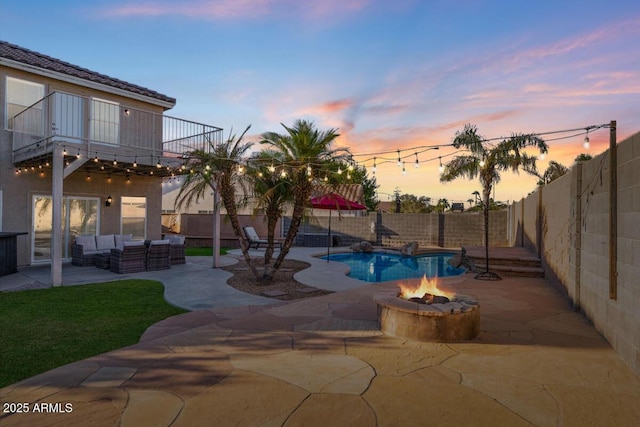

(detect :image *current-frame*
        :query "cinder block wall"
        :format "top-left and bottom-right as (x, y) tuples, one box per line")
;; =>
(513, 130), (640, 376)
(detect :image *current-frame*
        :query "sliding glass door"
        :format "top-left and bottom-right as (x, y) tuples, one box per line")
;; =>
(32, 196), (99, 263)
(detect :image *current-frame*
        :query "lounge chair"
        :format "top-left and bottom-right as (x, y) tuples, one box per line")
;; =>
(110, 241), (146, 274)
(243, 226), (282, 250)
(165, 234), (186, 265)
(146, 240), (171, 271)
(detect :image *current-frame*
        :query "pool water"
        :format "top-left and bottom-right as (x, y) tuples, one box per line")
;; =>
(322, 252), (465, 283)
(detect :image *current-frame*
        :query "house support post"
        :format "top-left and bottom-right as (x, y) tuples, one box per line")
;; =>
(51, 144), (64, 286)
(212, 190), (221, 268)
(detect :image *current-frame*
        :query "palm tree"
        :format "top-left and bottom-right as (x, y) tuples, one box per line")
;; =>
(440, 123), (548, 280)
(176, 125), (261, 278)
(540, 160), (569, 184)
(260, 119), (350, 277)
(467, 198), (474, 208)
(436, 198), (450, 213)
(472, 190), (481, 205)
(247, 149), (294, 268)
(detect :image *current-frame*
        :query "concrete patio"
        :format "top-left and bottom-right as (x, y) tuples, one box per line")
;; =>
(1, 247), (639, 426)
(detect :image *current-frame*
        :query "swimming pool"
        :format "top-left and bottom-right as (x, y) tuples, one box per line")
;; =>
(322, 252), (466, 283)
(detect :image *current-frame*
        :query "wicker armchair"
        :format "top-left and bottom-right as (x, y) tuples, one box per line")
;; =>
(146, 240), (171, 271)
(110, 241), (146, 274)
(166, 235), (186, 265)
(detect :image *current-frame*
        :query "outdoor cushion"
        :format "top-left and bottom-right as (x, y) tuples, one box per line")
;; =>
(115, 234), (133, 247)
(123, 240), (145, 247)
(167, 235), (185, 245)
(243, 227), (263, 242)
(75, 235), (97, 251)
(96, 234), (116, 251)
(149, 239), (170, 245)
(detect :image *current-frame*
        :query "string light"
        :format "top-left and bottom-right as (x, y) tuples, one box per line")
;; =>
(62, 146), (67, 155)
(414, 153), (419, 168)
(397, 150), (401, 167)
(76, 150), (81, 159)
(93, 153), (99, 163)
(479, 159), (485, 167)
(439, 156), (444, 173)
(372, 157), (377, 174)
(113, 156), (117, 166)
(157, 159), (162, 169)
(583, 129), (590, 149)
(268, 164), (275, 173)
(402, 161), (406, 176)
(337, 166), (342, 175)
(133, 157), (137, 167)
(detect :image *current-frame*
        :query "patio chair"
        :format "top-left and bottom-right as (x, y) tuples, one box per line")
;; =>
(243, 226), (282, 250)
(166, 234), (186, 265)
(110, 241), (146, 274)
(146, 239), (171, 271)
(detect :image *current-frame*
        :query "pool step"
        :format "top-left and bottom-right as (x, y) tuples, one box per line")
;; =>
(463, 246), (544, 278)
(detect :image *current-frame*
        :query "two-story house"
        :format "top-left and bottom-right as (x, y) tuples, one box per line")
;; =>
(0, 40), (222, 285)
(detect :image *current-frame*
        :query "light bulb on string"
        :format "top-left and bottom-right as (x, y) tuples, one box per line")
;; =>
(337, 166), (342, 175)
(414, 153), (419, 168)
(268, 164), (275, 173)
(583, 130), (590, 149)
(133, 157), (137, 167)
(479, 159), (485, 167)
(439, 156), (444, 173)
(402, 161), (406, 176)
(397, 150), (401, 167)
(372, 157), (377, 174)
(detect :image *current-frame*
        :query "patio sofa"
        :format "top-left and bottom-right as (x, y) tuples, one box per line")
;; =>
(72, 234), (133, 266)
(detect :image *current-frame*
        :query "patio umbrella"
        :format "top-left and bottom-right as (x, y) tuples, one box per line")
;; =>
(310, 193), (367, 260)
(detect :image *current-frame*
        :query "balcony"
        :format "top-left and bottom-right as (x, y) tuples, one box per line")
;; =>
(12, 92), (223, 177)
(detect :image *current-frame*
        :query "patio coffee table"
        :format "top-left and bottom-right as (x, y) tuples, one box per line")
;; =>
(95, 253), (111, 270)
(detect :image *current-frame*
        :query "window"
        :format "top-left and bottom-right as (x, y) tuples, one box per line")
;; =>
(121, 196), (146, 240)
(6, 77), (44, 131)
(90, 98), (119, 144)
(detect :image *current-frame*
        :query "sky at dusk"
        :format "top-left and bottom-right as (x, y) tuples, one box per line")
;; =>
(2, 0), (639, 204)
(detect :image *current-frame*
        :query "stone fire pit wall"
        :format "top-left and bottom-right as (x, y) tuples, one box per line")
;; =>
(375, 292), (480, 342)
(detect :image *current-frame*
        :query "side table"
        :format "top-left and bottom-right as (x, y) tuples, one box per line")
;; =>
(95, 253), (111, 270)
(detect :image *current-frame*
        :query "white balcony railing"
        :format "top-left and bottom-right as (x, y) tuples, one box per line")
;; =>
(12, 91), (223, 164)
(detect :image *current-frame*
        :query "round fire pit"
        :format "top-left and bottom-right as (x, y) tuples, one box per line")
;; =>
(374, 291), (480, 342)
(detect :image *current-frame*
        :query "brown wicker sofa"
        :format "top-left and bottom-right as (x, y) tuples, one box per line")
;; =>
(72, 234), (133, 266)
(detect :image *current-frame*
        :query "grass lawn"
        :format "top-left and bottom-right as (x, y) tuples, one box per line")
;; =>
(0, 280), (188, 388)
(185, 247), (230, 256)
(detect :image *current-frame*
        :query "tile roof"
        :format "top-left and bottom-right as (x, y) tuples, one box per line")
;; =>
(0, 40), (176, 106)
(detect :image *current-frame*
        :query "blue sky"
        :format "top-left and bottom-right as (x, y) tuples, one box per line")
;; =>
(2, 0), (639, 203)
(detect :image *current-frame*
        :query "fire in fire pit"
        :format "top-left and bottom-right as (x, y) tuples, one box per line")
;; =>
(374, 275), (480, 342)
(398, 275), (454, 305)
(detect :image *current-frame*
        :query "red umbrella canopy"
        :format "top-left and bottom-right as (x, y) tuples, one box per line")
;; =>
(310, 193), (367, 211)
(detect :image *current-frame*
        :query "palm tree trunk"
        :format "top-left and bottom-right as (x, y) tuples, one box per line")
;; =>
(262, 208), (280, 279)
(273, 192), (308, 271)
(219, 183), (261, 279)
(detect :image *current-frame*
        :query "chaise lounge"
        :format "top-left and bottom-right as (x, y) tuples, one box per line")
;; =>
(243, 226), (282, 250)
